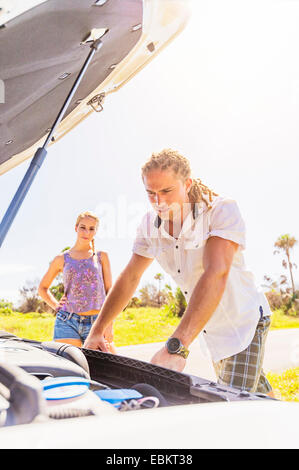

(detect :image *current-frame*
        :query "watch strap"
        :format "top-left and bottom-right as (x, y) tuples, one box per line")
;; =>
(178, 346), (189, 359)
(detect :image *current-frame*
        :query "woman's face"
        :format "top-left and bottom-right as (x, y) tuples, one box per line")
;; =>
(75, 216), (98, 243)
(143, 168), (192, 222)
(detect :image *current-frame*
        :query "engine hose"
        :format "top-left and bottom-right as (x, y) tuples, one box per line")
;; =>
(132, 383), (169, 407)
(48, 407), (93, 419)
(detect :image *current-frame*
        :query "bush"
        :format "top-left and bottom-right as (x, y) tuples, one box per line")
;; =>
(49, 283), (64, 301)
(138, 283), (169, 308)
(124, 297), (142, 309)
(265, 290), (284, 310)
(265, 289), (299, 316)
(0, 299), (13, 315)
(162, 287), (187, 318)
(18, 280), (53, 313)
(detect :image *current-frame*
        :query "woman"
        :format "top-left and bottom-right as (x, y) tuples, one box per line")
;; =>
(38, 211), (115, 351)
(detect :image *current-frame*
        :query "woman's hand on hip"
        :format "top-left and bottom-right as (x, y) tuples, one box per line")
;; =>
(55, 294), (67, 313)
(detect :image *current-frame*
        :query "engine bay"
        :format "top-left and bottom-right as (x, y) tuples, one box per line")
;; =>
(0, 331), (274, 428)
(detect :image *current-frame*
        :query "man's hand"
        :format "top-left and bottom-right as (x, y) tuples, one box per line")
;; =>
(83, 321), (116, 352)
(83, 333), (110, 352)
(150, 346), (186, 372)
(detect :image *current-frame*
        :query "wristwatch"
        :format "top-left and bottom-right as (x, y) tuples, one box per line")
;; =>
(165, 337), (189, 359)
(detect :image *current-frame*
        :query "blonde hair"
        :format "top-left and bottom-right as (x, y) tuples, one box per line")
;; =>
(141, 149), (218, 210)
(75, 211), (99, 258)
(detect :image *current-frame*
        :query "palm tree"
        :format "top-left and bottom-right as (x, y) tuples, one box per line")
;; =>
(274, 234), (298, 296)
(154, 273), (164, 307)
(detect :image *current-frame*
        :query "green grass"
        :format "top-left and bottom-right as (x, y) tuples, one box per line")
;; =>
(113, 307), (180, 346)
(1, 307), (298, 345)
(267, 368), (299, 402)
(0, 311), (54, 342)
(269, 309), (299, 330)
(0, 307), (180, 345)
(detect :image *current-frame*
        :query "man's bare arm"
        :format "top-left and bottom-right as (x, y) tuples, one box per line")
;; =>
(84, 253), (153, 349)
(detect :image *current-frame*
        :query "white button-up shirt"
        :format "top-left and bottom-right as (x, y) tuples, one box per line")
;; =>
(132, 196), (271, 362)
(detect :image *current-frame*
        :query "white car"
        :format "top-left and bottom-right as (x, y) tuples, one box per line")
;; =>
(0, 330), (292, 451)
(0, 0), (298, 451)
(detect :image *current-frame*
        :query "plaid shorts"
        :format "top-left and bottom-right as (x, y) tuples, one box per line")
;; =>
(213, 315), (272, 394)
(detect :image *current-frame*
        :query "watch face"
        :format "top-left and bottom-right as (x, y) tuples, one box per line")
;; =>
(167, 337), (181, 354)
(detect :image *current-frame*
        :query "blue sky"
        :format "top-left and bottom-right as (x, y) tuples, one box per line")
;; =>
(1, 0), (299, 305)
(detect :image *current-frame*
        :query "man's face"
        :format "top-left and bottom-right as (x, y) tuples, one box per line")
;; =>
(143, 169), (192, 222)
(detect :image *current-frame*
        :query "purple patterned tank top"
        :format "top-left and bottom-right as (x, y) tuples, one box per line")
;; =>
(61, 251), (106, 314)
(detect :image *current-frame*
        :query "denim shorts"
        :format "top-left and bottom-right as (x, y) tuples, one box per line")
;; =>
(53, 309), (98, 342)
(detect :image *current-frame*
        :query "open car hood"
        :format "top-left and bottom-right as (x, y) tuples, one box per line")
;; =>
(0, 0), (190, 175)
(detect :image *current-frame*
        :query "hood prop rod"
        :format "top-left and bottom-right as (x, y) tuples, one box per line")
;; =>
(0, 39), (103, 248)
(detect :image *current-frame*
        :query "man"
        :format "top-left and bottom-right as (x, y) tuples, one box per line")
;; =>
(84, 149), (273, 395)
